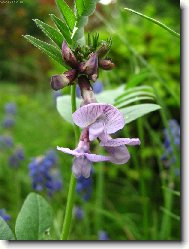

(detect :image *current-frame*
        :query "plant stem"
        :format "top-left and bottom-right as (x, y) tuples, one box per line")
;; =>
(61, 84), (80, 240)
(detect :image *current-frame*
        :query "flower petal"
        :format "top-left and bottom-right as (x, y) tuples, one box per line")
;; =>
(85, 153), (111, 162)
(105, 145), (130, 164)
(100, 138), (141, 147)
(72, 103), (125, 134)
(57, 146), (83, 157)
(72, 157), (82, 178)
(81, 161), (92, 178)
(89, 119), (105, 141)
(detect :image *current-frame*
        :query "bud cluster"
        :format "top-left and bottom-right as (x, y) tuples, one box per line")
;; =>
(50, 40), (115, 92)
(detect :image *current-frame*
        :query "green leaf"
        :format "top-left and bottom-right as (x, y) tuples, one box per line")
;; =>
(72, 16), (88, 46)
(33, 19), (64, 48)
(23, 35), (67, 67)
(0, 217), (15, 240)
(160, 207), (180, 221)
(82, 0), (99, 16)
(50, 14), (72, 45)
(56, 0), (76, 31)
(96, 85), (125, 104)
(124, 7), (180, 38)
(127, 70), (153, 88)
(115, 96), (154, 108)
(75, 0), (85, 16)
(15, 192), (53, 240)
(56, 95), (80, 124)
(120, 104), (161, 124)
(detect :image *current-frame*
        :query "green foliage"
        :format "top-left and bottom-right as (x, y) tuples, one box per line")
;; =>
(23, 35), (65, 67)
(15, 193), (53, 240)
(0, 217), (15, 240)
(33, 19), (64, 48)
(56, 0), (76, 32)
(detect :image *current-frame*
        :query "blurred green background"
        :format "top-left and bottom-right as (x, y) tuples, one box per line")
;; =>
(0, 0), (180, 240)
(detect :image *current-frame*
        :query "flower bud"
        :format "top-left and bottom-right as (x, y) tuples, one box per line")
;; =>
(81, 53), (98, 82)
(78, 75), (97, 105)
(99, 59), (115, 70)
(51, 69), (77, 90)
(96, 43), (110, 58)
(62, 41), (78, 68)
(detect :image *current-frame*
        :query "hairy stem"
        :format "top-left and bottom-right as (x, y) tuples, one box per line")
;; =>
(61, 84), (80, 240)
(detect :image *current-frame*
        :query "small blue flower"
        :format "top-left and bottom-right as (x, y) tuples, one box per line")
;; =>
(28, 150), (63, 196)
(4, 103), (17, 115)
(0, 135), (14, 148)
(74, 206), (84, 220)
(76, 80), (103, 98)
(76, 174), (93, 201)
(9, 148), (25, 168)
(2, 116), (15, 128)
(0, 209), (11, 222)
(98, 230), (109, 240)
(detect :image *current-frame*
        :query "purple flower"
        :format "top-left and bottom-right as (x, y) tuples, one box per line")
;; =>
(76, 174), (93, 201)
(2, 116), (15, 128)
(0, 135), (14, 148)
(74, 206), (84, 220)
(98, 230), (109, 240)
(9, 148), (25, 168)
(4, 103), (17, 115)
(0, 209), (11, 222)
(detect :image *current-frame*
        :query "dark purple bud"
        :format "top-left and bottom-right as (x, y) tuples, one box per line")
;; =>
(96, 43), (110, 58)
(51, 69), (78, 91)
(78, 75), (97, 105)
(62, 41), (78, 68)
(82, 53), (98, 82)
(99, 59), (115, 70)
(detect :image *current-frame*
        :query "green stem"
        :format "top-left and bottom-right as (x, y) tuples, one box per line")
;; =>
(61, 85), (80, 240)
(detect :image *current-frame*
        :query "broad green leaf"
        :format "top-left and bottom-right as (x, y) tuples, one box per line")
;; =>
(75, 0), (85, 16)
(56, 0), (76, 31)
(115, 91), (155, 106)
(24, 35), (67, 67)
(72, 16), (88, 46)
(115, 96), (154, 108)
(120, 104), (161, 124)
(15, 192), (53, 240)
(96, 85), (125, 104)
(33, 19), (64, 48)
(57, 95), (80, 124)
(127, 71), (153, 88)
(124, 7), (180, 38)
(0, 217), (15, 240)
(50, 14), (72, 45)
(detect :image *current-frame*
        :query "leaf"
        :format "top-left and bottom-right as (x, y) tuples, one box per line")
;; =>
(72, 16), (88, 46)
(115, 96), (154, 108)
(82, 0), (99, 16)
(96, 85), (125, 104)
(160, 207), (180, 221)
(127, 70), (153, 88)
(124, 7), (180, 38)
(50, 14), (72, 45)
(120, 104), (161, 124)
(15, 192), (53, 240)
(23, 35), (67, 67)
(75, 0), (85, 16)
(33, 19), (64, 48)
(56, 0), (76, 31)
(0, 217), (15, 240)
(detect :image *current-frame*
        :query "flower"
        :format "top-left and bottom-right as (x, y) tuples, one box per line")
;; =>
(2, 116), (15, 128)
(57, 140), (110, 178)
(98, 230), (109, 240)
(28, 150), (63, 196)
(0, 135), (14, 148)
(73, 206), (84, 220)
(76, 174), (93, 201)
(9, 148), (25, 168)
(4, 103), (17, 115)
(0, 209), (11, 222)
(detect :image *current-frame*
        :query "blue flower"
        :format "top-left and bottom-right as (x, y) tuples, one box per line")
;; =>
(2, 116), (15, 128)
(74, 206), (84, 220)
(0, 135), (14, 148)
(4, 103), (17, 115)
(76, 174), (93, 201)
(161, 119), (180, 168)
(76, 80), (103, 98)
(0, 209), (11, 222)
(9, 148), (25, 168)
(28, 150), (63, 196)
(98, 230), (109, 240)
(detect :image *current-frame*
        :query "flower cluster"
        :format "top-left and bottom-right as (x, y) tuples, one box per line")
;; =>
(0, 135), (14, 149)
(9, 147), (25, 168)
(28, 150), (63, 196)
(73, 206), (84, 220)
(161, 119), (180, 168)
(98, 230), (109, 240)
(55, 41), (140, 178)
(0, 209), (11, 222)
(50, 41), (114, 91)
(2, 102), (16, 129)
(76, 173), (93, 201)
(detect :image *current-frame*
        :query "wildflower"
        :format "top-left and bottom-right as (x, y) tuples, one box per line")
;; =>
(28, 150), (62, 196)
(51, 69), (78, 90)
(4, 103), (17, 115)
(0, 209), (11, 222)
(0, 135), (14, 148)
(9, 148), (25, 168)
(2, 116), (15, 128)
(76, 80), (103, 98)
(98, 230), (109, 240)
(76, 174), (93, 201)
(73, 206), (84, 220)
(99, 59), (115, 70)
(161, 119), (180, 168)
